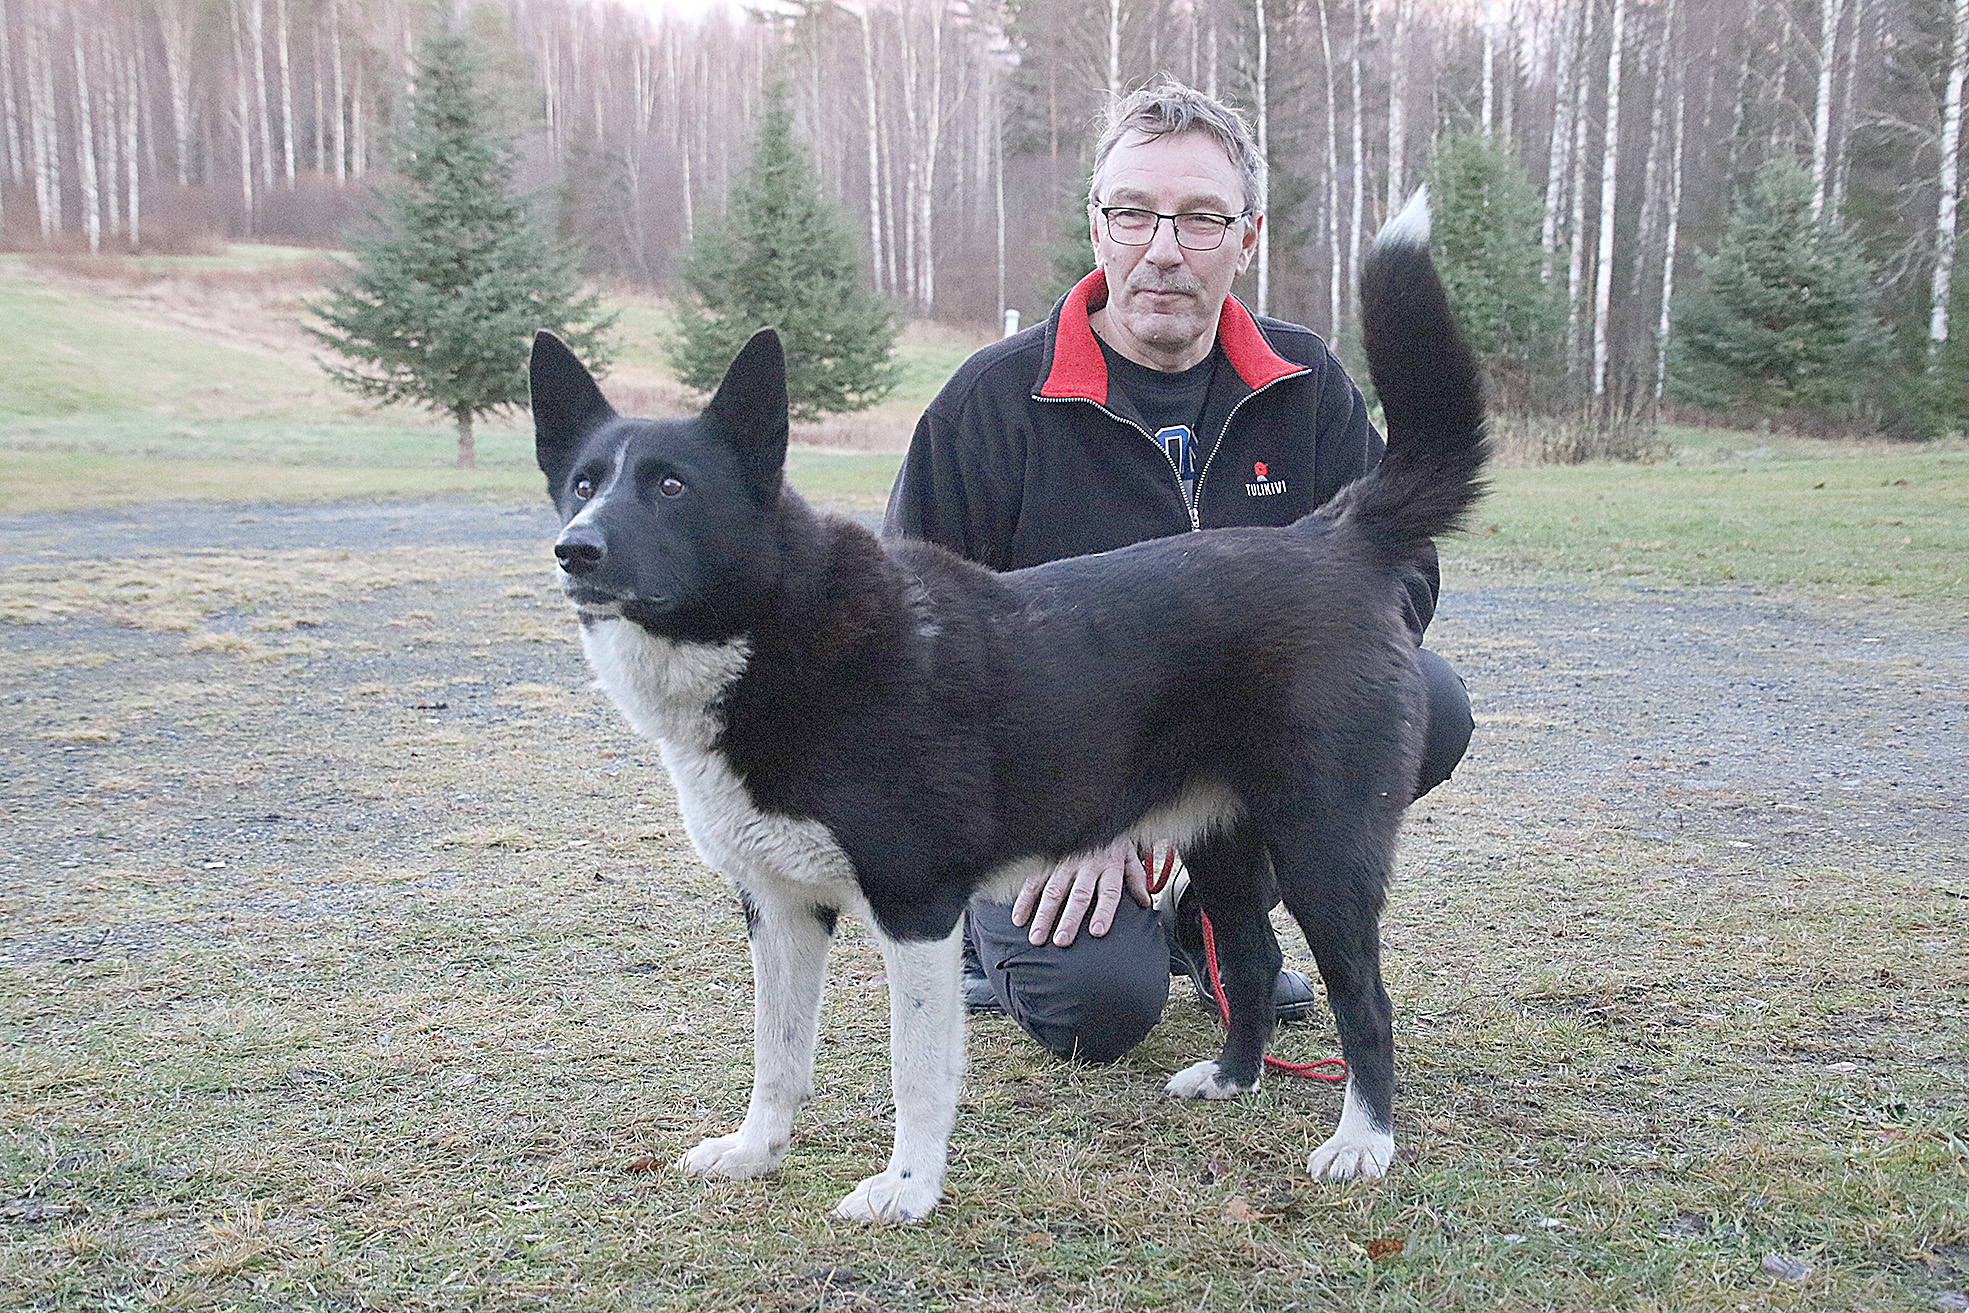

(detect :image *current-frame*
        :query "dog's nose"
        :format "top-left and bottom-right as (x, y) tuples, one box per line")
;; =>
(555, 528), (605, 576)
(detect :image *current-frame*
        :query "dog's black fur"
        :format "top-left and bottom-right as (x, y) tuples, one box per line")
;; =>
(531, 201), (1485, 1221)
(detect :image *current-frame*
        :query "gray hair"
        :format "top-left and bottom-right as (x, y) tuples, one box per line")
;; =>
(1087, 81), (1268, 216)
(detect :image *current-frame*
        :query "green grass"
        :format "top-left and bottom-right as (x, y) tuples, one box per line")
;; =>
(0, 261), (327, 419)
(1448, 441), (1969, 613)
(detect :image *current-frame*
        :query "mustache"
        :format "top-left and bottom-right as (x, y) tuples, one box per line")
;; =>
(1125, 275), (1204, 297)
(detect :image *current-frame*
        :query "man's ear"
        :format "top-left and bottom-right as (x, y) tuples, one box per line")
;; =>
(531, 331), (615, 481)
(704, 327), (790, 502)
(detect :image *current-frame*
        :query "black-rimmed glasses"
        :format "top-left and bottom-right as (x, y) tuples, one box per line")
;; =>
(1094, 204), (1250, 251)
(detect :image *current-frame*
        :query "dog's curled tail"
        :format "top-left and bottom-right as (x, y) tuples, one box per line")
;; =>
(1338, 188), (1489, 561)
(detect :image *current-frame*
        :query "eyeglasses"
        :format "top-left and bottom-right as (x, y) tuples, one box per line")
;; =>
(1094, 204), (1250, 251)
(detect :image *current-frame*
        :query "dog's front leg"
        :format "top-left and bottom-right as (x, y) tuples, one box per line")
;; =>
(680, 888), (832, 1181)
(832, 922), (965, 1223)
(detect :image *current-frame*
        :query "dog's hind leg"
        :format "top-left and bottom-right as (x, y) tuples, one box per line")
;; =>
(833, 921), (965, 1223)
(1266, 809), (1399, 1179)
(679, 887), (833, 1181)
(1165, 820), (1282, 1101)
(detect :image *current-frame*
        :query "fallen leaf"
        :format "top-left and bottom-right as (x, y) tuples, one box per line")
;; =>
(1223, 1196), (1259, 1222)
(1021, 1230), (1054, 1249)
(623, 1156), (663, 1173)
(1365, 1236), (1405, 1261)
(1761, 1252), (1812, 1281)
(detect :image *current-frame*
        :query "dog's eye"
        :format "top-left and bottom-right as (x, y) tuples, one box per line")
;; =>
(658, 476), (685, 498)
(573, 478), (596, 500)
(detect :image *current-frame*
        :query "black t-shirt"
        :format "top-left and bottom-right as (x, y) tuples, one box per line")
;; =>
(1098, 337), (1218, 510)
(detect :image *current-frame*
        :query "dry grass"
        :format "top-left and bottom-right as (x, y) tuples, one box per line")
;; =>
(2, 528), (1964, 1311)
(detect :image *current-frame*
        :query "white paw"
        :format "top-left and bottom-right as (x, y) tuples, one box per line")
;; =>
(677, 1131), (785, 1180)
(1164, 1059), (1257, 1101)
(1306, 1128), (1395, 1179)
(831, 1168), (942, 1224)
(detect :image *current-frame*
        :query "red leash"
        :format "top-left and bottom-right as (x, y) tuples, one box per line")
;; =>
(1145, 849), (1347, 1083)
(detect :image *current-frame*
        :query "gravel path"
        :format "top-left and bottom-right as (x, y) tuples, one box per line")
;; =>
(4, 496), (1964, 968)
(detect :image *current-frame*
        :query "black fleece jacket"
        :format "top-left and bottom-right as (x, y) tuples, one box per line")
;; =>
(882, 269), (1439, 639)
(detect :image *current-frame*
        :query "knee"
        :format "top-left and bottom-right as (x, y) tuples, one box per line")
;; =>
(1014, 974), (1167, 1064)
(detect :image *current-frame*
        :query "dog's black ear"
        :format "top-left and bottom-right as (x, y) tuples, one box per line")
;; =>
(531, 331), (615, 481)
(704, 327), (789, 501)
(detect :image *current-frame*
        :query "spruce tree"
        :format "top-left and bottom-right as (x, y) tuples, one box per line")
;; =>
(1670, 159), (1891, 425)
(307, 22), (613, 469)
(672, 84), (899, 419)
(1425, 133), (1565, 412)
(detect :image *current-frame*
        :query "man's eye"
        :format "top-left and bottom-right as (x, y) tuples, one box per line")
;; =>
(573, 478), (596, 500)
(659, 476), (685, 498)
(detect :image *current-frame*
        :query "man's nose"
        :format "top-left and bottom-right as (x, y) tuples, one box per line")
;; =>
(1144, 217), (1188, 262)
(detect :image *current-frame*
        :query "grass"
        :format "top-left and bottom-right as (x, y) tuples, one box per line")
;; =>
(2, 538), (1962, 1311)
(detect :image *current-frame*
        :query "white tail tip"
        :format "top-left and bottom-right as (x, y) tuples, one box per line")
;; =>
(1376, 186), (1431, 249)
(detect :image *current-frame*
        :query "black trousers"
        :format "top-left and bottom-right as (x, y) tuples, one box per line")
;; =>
(969, 647), (1474, 1063)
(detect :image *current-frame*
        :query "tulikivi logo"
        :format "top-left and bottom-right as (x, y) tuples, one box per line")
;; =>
(1246, 460), (1287, 497)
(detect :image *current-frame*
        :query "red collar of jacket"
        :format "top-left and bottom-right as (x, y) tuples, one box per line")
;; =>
(1036, 268), (1304, 402)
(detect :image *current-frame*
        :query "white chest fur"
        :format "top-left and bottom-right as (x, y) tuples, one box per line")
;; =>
(579, 620), (860, 899)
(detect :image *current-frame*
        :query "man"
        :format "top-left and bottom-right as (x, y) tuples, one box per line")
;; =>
(883, 81), (1472, 1064)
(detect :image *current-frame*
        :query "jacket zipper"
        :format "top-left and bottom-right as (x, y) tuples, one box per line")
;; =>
(1036, 361), (1311, 534)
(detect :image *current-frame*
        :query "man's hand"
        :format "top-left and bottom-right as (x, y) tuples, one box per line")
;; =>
(1011, 838), (1152, 947)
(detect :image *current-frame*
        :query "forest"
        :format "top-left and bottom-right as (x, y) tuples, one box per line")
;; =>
(2, 0), (1965, 432)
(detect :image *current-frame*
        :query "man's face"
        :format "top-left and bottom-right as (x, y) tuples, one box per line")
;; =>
(1088, 129), (1262, 372)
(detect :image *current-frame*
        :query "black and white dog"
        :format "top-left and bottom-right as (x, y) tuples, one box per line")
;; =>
(530, 196), (1485, 1223)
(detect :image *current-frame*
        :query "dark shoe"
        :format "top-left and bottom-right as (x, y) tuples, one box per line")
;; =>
(1167, 888), (1323, 1023)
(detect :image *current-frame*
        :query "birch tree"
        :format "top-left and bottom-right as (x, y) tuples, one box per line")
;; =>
(1931, 0), (1969, 363)
(1590, 0), (1625, 396)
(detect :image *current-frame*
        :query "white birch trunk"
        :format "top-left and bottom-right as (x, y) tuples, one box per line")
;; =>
(919, 2), (945, 314)
(1254, 0), (1269, 315)
(859, 9), (884, 296)
(329, 0), (345, 183)
(231, 0), (254, 230)
(1656, 40), (1686, 402)
(158, 0), (193, 186)
(1930, 0), (1969, 359)
(1317, 0), (1342, 339)
(1, 0), (24, 189)
(1832, 0), (1869, 221)
(1564, 0), (1595, 372)
(1482, 15), (1495, 138)
(1385, 0), (1406, 217)
(1108, 0), (1121, 99)
(311, 17), (322, 176)
(1591, 0), (1625, 398)
(1346, 0), (1364, 319)
(900, 10), (919, 308)
(1542, 0), (1582, 282)
(1628, 6), (1667, 306)
(72, 15), (102, 253)
(274, 0), (293, 185)
(1810, 0), (1845, 221)
(29, 11), (58, 236)
(123, 43), (139, 248)
(103, 32), (121, 239)
(351, 57), (364, 179)
(246, 0), (271, 188)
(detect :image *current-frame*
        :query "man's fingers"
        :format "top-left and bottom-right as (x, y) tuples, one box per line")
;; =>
(1051, 871), (1100, 947)
(1024, 862), (1080, 944)
(1085, 862), (1128, 938)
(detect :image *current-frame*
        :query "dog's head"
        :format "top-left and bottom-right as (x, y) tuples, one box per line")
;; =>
(531, 328), (789, 640)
